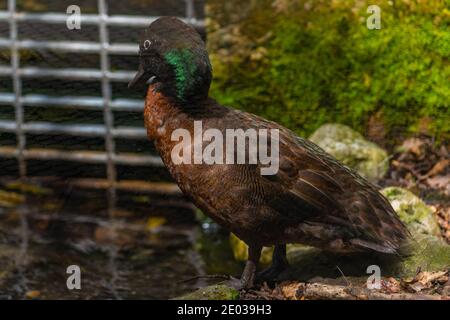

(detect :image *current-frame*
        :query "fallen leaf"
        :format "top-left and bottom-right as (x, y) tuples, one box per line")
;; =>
(426, 175), (450, 194)
(416, 271), (448, 285)
(382, 277), (401, 294)
(403, 271), (449, 292)
(399, 138), (425, 156)
(278, 281), (300, 300)
(425, 159), (449, 177)
(25, 290), (41, 299)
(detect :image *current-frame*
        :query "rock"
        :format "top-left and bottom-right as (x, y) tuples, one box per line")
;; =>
(283, 237), (449, 282)
(397, 235), (450, 277)
(309, 123), (389, 182)
(174, 284), (240, 300)
(381, 187), (442, 238)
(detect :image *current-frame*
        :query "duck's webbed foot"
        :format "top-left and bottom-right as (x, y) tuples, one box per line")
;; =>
(257, 244), (289, 282)
(222, 244), (262, 290)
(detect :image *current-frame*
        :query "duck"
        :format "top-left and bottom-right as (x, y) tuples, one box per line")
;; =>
(128, 17), (409, 289)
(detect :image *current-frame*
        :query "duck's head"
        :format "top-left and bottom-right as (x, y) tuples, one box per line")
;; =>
(128, 17), (212, 103)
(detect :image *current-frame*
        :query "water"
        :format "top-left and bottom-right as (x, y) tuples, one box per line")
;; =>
(0, 181), (240, 300)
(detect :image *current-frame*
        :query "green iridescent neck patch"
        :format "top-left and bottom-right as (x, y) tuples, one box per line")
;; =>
(164, 48), (198, 100)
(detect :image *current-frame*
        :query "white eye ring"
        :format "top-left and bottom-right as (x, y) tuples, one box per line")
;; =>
(144, 40), (152, 49)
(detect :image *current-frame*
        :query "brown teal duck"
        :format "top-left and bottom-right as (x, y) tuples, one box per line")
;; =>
(128, 17), (410, 289)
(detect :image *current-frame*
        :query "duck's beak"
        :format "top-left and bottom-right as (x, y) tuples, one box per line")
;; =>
(128, 64), (147, 89)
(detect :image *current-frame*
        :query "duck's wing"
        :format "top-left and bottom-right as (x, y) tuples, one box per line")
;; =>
(233, 110), (409, 253)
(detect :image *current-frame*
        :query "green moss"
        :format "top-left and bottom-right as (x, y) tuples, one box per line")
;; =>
(208, 0), (450, 143)
(174, 285), (240, 300)
(398, 235), (450, 276)
(285, 238), (449, 280)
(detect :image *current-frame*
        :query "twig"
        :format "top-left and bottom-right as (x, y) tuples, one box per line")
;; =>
(335, 265), (351, 287)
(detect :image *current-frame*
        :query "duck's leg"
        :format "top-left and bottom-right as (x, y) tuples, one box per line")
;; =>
(224, 244), (262, 290)
(240, 244), (262, 289)
(257, 244), (289, 281)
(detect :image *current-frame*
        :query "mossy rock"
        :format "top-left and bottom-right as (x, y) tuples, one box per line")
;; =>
(173, 284), (239, 300)
(284, 238), (449, 281)
(381, 187), (442, 238)
(397, 235), (450, 276)
(283, 187), (449, 280)
(309, 124), (389, 182)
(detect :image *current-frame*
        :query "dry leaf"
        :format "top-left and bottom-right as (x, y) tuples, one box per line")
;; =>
(278, 281), (301, 300)
(426, 175), (450, 194)
(382, 277), (401, 293)
(425, 159), (450, 178)
(404, 271), (449, 292)
(400, 138), (425, 156)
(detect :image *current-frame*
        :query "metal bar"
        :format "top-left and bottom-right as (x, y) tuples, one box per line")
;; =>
(0, 5), (204, 194)
(98, 0), (118, 224)
(0, 66), (136, 82)
(0, 177), (183, 196)
(0, 12), (205, 28)
(0, 94), (144, 112)
(0, 146), (164, 166)
(0, 119), (16, 131)
(70, 179), (182, 195)
(0, 120), (147, 139)
(185, 0), (195, 24)
(0, 38), (138, 54)
(8, 0), (26, 177)
(109, 99), (143, 111)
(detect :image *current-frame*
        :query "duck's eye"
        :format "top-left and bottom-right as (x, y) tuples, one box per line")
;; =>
(144, 40), (152, 50)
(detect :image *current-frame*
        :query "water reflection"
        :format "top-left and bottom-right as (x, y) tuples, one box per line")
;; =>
(0, 181), (239, 299)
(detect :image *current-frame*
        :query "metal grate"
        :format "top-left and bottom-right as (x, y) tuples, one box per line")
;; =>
(0, 0), (204, 195)
(0, 1), (205, 299)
